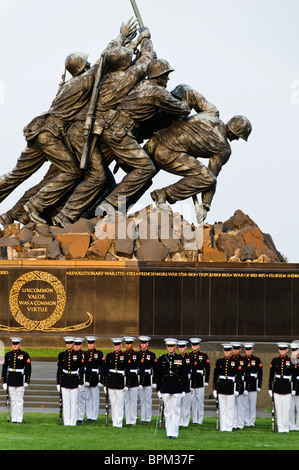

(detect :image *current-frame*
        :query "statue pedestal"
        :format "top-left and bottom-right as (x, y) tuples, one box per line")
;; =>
(0, 258), (297, 347)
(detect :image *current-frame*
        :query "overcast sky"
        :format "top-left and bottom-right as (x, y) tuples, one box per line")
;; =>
(0, 0), (298, 262)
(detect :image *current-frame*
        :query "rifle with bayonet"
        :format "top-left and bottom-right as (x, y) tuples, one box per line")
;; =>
(215, 390), (219, 430)
(80, 55), (104, 170)
(6, 384), (10, 423)
(159, 396), (164, 429)
(59, 386), (63, 425)
(105, 387), (110, 426)
(271, 392), (275, 432)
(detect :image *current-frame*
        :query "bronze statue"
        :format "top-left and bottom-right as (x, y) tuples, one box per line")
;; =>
(0, 19), (138, 225)
(53, 25), (155, 227)
(0, 1), (253, 229)
(95, 58), (191, 218)
(145, 85), (252, 223)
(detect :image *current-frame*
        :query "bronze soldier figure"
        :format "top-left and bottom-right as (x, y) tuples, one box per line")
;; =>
(53, 24), (155, 227)
(0, 19), (138, 226)
(145, 84), (252, 223)
(95, 58), (190, 218)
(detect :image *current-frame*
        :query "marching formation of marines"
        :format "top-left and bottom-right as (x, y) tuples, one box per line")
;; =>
(0, 12), (252, 229)
(3, 336), (299, 436)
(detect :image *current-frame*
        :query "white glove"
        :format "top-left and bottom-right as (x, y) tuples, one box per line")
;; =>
(124, 387), (128, 391)
(204, 382), (209, 387)
(2, 383), (7, 391)
(243, 390), (248, 396)
(213, 390), (217, 399)
(268, 390), (272, 398)
(257, 387), (261, 392)
(24, 383), (29, 388)
(158, 391), (162, 399)
(57, 385), (61, 392)
(98, 382), (103, 388)
(234, 391), (239, 397)
(181, 392), (186, 398)
(138, 385), (143, 390)
(84, 382), (90, 387)
(151, 383), (156, 389)
(292, 390), (296, 396)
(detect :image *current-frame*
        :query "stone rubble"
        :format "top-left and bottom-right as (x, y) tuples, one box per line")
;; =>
(0, 207), (283, 263)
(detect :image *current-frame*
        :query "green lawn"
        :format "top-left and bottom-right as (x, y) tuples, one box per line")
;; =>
(8, 348), (167, 358)
(0, 413), (298, 451)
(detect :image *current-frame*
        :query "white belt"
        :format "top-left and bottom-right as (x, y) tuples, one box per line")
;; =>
(144, 369), (151, 374)
(250, 373), (258, 378)
(109, 369), (125, 375)
(276, 374), (291, 380)
(91, 369), (99, 373)
(8, 368), (24, 373)
(62, 369), (79, 375)
(196, 370), (204, 374)
(219, 375), (235, 381)
(129, 369), (138, 374)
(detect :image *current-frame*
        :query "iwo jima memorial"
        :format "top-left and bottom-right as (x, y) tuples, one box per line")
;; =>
(0, 0), (297, 358)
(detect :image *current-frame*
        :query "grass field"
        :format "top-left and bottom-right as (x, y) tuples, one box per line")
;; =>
(0, 413), (298, 451)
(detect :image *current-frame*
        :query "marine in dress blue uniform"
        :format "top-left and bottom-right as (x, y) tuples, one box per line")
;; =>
(268, 342), (296, 433)
(243, 342), (263, 427)
(289, 341), (299, 430)
(213, 343), (243, 432)
(189, 337), (210, 425)
(1, 337), (31, 423)
(177, 340), (192, 427)
(156, 338), (188, 438)
(105, 338), (129, 427)
(74, 337), (86, 423)
(84, 336), (106, 422)
(137, 336), (157, 422)
(231, 342), (246, 429)
(56, 336), (84, 426)
(123, 336), (139, 425)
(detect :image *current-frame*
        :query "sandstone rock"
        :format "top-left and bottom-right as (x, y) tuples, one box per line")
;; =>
(16, 227), (34, 244)
(239, 244), (256, 261)
(34, 224), (53, 238)
(201, 225), (213, 248)
(202, 246), (227, 262)
(5, 207), (283, 264)
(31, 235), (54, 249)
(223, 210), (256, 232)
(136, 240), (168, 261)
(18, 248), (47, 259)
(216, 232), (245, 258)
(87, 238), (113, 260)
(61, 218), (95, 235)
(239, 226), (269, 252)
(2, 223), (20, 237)
(115, 238), (135, 258)
(0, 236), (21, 251)
(56, 233), (91, 259)
(160, 237), (181, 253)
(171, 251), (189, 262)
(46, 240), (62, 260)
(256, 254), (271, 263)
